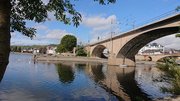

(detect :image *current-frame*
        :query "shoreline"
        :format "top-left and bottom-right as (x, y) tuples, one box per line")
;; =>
(35, 55), (108, 63)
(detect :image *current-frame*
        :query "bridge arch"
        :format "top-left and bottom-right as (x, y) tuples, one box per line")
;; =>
(91, 45), (108, 58)
(116, 27), (179, 62)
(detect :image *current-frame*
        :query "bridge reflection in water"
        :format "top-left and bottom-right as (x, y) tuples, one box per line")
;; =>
(54, 62), (152, 101)
(88, 64), (150, 101)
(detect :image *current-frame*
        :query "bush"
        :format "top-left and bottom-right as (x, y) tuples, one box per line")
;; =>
(76, 46), (87, 56)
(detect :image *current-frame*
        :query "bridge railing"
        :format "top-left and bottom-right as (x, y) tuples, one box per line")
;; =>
(89, 9), (180, 45)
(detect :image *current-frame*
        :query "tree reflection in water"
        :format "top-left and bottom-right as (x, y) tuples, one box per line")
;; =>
(75, 64), (86, 72)
(91, 64), (106, 83)
(55, 63), (75, 84)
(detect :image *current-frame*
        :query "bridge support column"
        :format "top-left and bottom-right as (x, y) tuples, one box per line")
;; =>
(108, 54), (135, 67)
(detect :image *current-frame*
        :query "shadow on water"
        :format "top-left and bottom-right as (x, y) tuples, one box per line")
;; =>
(75, 64), (86, 72)
(87, 64), (151, 101)
(55, 63), (75, 84)
(0, 66), (6, 82)
(84, 64), (151, 101)
(116, 68), (151, 101)
(91, 64), (106, 83)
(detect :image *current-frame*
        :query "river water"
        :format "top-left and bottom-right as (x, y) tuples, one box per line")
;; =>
(0, 53), (173, 101)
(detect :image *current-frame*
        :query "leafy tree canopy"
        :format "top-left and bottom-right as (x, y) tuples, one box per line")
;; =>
(56, 35), (77, 53)
(175, 34), (180, 38)
(10, 0), (116, 39)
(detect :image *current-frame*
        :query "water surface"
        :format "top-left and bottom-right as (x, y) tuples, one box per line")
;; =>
(0, 53), (172, 101)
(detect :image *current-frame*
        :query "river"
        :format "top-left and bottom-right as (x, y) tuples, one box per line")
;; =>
(0, 53), (173, 101)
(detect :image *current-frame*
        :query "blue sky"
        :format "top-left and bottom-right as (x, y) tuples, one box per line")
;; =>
(11, 0), (180, 49)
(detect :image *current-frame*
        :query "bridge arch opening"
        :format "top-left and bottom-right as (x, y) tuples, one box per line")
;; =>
(116, 27), (180, 62)
(91, 45), (109, 58)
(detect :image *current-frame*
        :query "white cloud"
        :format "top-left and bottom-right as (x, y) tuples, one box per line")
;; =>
(44, 29), (73, 39)
(82, 15), (117, 31)
(82, 14), (120, 42)
(11, 24), (75, 45)
(33, 24), (48, 30)
(153, 34), (180, 49)
(47, 12), (56, 21)
(42, 0), (49, 5)
(11, 32), (17, 37)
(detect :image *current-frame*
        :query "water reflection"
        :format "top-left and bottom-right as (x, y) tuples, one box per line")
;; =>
(75, 64), (86, 72)
(116, 67), (150, 101)
(91, 64), (106, 83)
(55, 63), (75, 84)
(85, 64), (150, 101)
(0, 54), (174, 100)
(0, 66), (6, 82)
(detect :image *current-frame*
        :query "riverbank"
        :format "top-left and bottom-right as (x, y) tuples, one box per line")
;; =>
(35, 54), (108, 63)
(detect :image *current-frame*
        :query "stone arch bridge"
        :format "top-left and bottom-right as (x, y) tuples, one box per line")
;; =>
(85, 12), (180, 66)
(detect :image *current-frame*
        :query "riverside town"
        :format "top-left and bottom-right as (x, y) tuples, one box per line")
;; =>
(0, 0), (180, 101)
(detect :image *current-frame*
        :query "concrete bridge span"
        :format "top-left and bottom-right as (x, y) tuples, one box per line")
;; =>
(85, 12), (180, 66)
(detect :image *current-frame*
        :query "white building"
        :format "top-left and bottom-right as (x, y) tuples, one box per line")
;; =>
(46, 46), (57, 55)
(138, 43), (164, 55)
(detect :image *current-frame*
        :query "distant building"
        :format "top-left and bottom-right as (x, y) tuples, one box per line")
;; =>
(33, 49), (40, 54)
(138, 43), (164, 55)
(46, 46), (57, 55)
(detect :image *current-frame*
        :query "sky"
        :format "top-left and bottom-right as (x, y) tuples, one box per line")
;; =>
(11, 0), (180, 49)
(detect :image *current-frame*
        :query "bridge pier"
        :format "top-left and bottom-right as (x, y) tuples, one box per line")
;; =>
(108, 55), (135, 67)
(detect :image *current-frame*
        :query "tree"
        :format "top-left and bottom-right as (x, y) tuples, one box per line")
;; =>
(39, 47), (47, 54)
(17, 46), (22, 52)
(76, 45), (87, 56)
(56, 35), (77, 53)
(56, 44), (67, 53)
(175, 6), (180, 11)
(0, 0), (116, 81)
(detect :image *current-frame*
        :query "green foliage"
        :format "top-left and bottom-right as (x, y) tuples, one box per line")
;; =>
(175, 6), (180, 11)
(11, 46), (21, 52)
(56, 35), (77, 53)
(10, 0), (116, 38)
(39, 47), (47, 54)
(76, 46), (87, 56)
(175, 34), (180, 38)
(156, 57), (180, 95)
(56, 44), (67, 53)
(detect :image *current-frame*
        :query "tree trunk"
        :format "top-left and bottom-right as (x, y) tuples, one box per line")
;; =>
(0, 0), (11, 82)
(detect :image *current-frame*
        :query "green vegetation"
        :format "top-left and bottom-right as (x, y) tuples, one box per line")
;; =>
(56, 35), (77, 53)
(156, 57), (180, 95)
(175, 34), (180, 38)
(0, 0), (116, 81)
(76, 45), (87, 56)
(175, 6), (180, 11)
(11, 46), (21, 52)
(176, 6), (180, 38)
